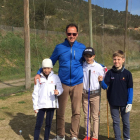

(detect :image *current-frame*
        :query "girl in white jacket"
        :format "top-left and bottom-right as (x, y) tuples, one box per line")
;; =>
(32, 58), (63, 140)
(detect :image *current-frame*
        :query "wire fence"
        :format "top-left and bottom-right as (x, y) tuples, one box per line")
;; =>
(0, 25), (65, 35)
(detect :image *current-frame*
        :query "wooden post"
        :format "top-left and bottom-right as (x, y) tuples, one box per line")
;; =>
(124, 0), (128, 65)
(89, 0), (93, 48)
(24, 0), (31, 89)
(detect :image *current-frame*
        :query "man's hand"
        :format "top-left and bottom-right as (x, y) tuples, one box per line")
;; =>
(125, 104), (132, 113)
(98, 76), (103, 81)
(34, 74), (41, 85)
(54, 89), (59, 95)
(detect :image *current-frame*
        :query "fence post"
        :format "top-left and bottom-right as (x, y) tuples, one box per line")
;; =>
(24, 0), (31, 89)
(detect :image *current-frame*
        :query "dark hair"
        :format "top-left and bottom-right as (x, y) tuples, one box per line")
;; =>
(113, 50), (125, 58)
(66, 23), (78, 32)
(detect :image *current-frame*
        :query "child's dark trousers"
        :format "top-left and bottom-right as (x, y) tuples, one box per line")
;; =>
(110, 105), (130, 140)
(34, 108), (55, 140)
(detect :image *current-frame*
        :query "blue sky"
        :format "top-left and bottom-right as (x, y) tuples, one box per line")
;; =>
(84, 0), (140, 16)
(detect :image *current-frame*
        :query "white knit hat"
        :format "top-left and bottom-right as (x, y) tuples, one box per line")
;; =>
(42, 58), (53, 68)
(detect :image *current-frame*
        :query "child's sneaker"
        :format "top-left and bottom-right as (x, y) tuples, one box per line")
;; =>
(71, 137), (78, 140)
(52, 135), (65, 140)
(83, 136), (90, 140)
(91, 138), (98, 140)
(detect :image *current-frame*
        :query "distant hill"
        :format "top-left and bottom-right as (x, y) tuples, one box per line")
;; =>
(0, 0), (140, 34)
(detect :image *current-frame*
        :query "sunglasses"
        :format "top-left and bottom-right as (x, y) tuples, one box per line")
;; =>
(67, 33), (77, 36)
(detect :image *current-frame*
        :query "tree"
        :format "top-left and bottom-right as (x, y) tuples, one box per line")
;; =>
(4, 0), (24, 27)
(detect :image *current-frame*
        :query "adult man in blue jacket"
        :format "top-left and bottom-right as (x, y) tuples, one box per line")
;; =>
(35, 23), (86, 140)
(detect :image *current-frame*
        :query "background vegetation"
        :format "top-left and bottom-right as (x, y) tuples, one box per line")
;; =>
(0, 30), (140, 82)
(0, 0), (140, 39)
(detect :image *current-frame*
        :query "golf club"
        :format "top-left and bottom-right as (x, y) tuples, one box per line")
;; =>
(106, 90), (109, 139)
(55, 85), (57, 139)
(98, 81), (102, 139)
(87, 70), (91, 140)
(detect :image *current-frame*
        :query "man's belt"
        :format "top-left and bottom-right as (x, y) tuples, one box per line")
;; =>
(83, 89), (100, 94)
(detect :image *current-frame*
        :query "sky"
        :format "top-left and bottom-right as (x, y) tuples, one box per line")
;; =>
(84, 0), (140, 16)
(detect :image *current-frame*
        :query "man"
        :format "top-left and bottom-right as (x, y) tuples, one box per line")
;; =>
(35, 23), (86, 140)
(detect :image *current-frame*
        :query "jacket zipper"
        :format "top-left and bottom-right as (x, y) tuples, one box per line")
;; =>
(70, 47), (72, 86)
(74, 50), (75, 59)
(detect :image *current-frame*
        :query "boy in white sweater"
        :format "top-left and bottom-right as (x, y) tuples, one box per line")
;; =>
(32, 58), (63, 140)
(82, 47), (105, 140)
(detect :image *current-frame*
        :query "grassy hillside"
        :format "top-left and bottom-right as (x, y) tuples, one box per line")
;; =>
(0, 29), (140, 82)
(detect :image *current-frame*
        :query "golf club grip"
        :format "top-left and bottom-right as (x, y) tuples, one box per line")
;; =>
(55, 85), (57, 108)
(89, 70), (91, 88)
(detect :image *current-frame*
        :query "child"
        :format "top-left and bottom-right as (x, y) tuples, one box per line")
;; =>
(82, 47), (105, 140)
(32, 58), (63, 140)
(98, 50), (133, 140)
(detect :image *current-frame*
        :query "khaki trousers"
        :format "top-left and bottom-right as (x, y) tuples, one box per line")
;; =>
(57, 83), (83, 138)
(82, 92), (100, 139)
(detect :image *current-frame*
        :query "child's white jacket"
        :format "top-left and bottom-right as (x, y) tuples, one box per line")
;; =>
(83, 61), (105, 91)
(32, 71), (63, 110)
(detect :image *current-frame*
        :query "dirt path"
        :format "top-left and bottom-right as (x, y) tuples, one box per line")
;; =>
(0, 78), (34, 89)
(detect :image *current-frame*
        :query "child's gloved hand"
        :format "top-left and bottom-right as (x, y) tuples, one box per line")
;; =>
(125, 104), (132, 113)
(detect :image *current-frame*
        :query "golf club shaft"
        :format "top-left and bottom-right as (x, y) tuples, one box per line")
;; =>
(55, 85), (57, 139)
(106, 90), (109, 139)
(87, 70), (91, 140)
(98, 81), (102, 138)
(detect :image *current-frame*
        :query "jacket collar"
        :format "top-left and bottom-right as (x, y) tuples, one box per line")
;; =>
(112, 65), (125, 73)
(40, 71), (54, 78)
(64, 38), (78, 47)
(83, 61), (96, 67)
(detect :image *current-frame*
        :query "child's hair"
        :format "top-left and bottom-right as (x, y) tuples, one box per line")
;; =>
(113, 50), (125, 58)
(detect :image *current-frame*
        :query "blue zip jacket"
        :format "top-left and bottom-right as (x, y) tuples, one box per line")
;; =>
(101, 66), (133, 106)
(37, 38), (86, 86)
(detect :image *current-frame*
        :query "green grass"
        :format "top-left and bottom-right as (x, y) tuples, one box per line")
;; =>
(0, 84), (34, 100)
(18, 101), (26, 104)
(0, 118), (5, 120)
(0, 107), (9, 109)
(0, 31), (140, 82)
(0, 31), (63, 82)
(129, 67), (140, 72)
(0, 86), (26, 97)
